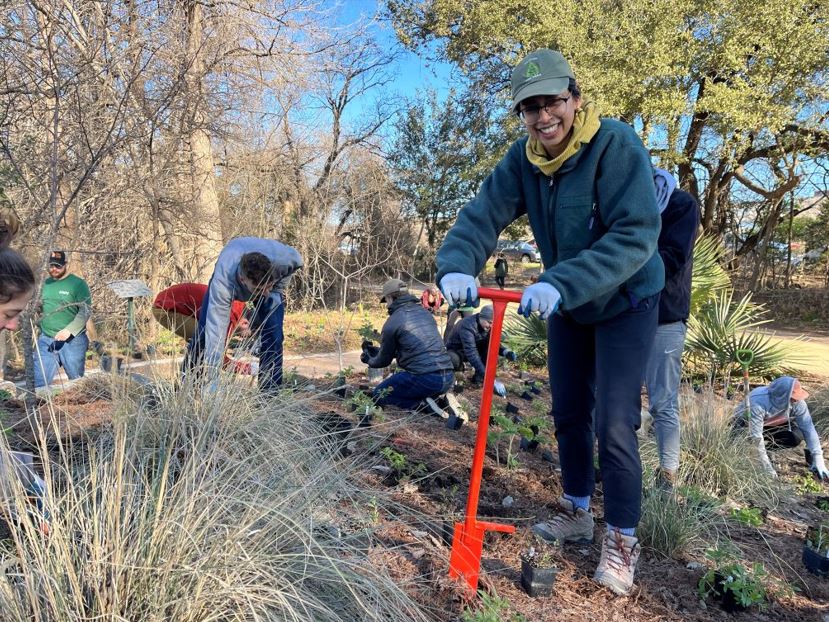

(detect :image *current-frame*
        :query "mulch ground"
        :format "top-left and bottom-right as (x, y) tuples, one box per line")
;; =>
(5, 371), (829, 621)
(315, 369), (829, 622)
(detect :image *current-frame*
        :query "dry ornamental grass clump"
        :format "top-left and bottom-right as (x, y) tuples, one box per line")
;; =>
(0, 375), (435, 622)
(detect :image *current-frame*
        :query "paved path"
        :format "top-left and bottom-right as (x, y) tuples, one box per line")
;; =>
(24, 348), (366, 393)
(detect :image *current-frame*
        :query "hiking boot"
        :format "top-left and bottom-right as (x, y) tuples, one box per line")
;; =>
(531, 497), (594, 543)
(594, 529), (641, 596)
(424, 397), (448, 419)
(654, 468), (677, 493)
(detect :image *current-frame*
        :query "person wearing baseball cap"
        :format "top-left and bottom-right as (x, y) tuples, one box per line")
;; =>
(733, 376), (827, 481)
(444, 305), (517, 397)
(362, 278), (454, 414)
(34, 250), (92, 388)
(435, 48), (664, 594)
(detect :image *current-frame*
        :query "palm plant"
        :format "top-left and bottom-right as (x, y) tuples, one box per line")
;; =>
(685, 237), (808, 383)
(503, 314), (547, 367)
(689, 235), (732, 317)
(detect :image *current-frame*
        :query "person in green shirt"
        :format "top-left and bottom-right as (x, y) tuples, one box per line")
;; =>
(34, 251), (92, 388)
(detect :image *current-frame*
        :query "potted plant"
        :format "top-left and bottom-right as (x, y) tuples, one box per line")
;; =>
(520, 541), (558, 597)
(804, 522), (829, 577)
(698, 548), (768, 612)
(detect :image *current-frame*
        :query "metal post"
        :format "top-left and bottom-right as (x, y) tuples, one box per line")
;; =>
(127, 296), (135, 355)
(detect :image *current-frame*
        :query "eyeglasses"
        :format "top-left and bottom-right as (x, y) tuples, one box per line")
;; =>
(517, 96), (571, 124)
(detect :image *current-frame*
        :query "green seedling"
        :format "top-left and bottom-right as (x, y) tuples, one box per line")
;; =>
(806, 522), (829, 555)
(462, 591), (526, 622)
(795, 474), (823, 495)
(698, 547), (768, 609)
(816, 499), (829, 512)
(356, 319), (381, 342)
(0, 389), (12, 401)
(730, 507), (763, 527)
(488, 414), (522, 469)
(380, 447), (407, 474)
(379, 447), (427, 482)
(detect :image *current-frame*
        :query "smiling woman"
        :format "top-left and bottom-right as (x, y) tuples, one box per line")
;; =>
(0, 247), (35, 332)
(436, 48), (664, 596)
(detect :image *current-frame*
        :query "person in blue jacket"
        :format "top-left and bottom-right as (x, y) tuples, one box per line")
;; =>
(363, 279), (454, 410)
(643, 170), (700, 488)
(185, 237), (302, 392)
(436, 49), (663, 595)
(733, 376), (828, 479)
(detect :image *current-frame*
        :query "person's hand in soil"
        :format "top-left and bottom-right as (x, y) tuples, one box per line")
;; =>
(811, 453), (829, 480)
(493, 380), (507, 397)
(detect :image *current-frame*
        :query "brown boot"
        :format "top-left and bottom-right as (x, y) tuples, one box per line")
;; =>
(531, 497), (594, 543)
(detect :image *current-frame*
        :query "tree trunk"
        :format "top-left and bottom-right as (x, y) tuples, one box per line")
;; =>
(183, 0), (223, 280)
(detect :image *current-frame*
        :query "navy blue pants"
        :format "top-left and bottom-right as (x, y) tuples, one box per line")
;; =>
(548, 294), (659, 529)
(373, 370), (454, 409)
(187, 288), (285, 392)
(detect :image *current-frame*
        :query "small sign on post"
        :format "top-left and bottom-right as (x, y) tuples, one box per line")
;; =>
(106, 279), (152, 355)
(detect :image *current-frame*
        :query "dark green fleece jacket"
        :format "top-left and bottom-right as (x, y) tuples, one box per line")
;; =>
(436, 119), (664, 324)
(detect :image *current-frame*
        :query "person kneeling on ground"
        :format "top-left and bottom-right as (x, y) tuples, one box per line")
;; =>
(444, 305), (517, 397)
(184, 237), (302, 393)
(733, 376), (829, 480)
(363, 279), (455, 412)
(154, 282), (253, 373)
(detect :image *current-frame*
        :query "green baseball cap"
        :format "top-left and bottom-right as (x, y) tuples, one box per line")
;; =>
(511, 49), (575, 111)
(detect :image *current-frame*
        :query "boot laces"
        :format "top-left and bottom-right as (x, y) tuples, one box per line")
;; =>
(604, 530), (633, 572)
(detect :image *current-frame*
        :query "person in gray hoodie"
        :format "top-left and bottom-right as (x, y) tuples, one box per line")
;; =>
(363, 279), (454, 409)
(185, 237), (302, 393)
(733, 376), (828, 479)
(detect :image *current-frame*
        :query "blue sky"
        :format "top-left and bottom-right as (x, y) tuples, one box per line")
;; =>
(330, 0), (455, 123)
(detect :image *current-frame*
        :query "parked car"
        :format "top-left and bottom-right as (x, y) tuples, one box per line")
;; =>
(495, 240), (539, 263)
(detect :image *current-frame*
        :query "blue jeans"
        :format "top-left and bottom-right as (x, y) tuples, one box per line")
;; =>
(187, 290), (285, 392)
(34, 332), (89, 388)
(644, 321), (687, 473)
(373, 370), (454, 409)
(548, 294), (659, 529)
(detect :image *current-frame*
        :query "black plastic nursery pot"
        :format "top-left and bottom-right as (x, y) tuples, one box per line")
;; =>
(711, 573), (748, 613)
(505, 402), (520, 415)
(803, 545), (829, 577)
(520, 437), (539, 453)
(520, 560), (557, 597)
(520, 391), (534, 402)
(446, 413), (465, 430)
(530, 386), (542, 395)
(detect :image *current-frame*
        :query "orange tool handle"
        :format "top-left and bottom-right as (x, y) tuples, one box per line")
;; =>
(462, 288), (522, 534)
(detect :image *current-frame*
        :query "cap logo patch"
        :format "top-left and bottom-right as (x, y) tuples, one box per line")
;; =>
(525, 60), (541, 79)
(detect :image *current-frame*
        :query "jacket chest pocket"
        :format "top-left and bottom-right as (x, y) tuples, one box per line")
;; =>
(555, 194), (597, 256)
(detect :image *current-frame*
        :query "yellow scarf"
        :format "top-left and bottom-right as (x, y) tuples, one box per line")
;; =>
(525, 102), (601, 175)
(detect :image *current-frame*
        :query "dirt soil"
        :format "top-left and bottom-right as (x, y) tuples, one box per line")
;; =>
(2, 390), (113, 451)
(317, 369), (829, 622)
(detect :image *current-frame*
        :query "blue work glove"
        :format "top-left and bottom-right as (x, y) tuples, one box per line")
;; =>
(439, 273), (478, 307)
(504, 350), (518, 362)
(493, 380), (507, 397)
(518, 282), (562, 320)
(811, 453), (829, 480)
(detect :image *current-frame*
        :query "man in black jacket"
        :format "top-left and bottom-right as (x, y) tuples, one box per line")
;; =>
(363, 279), (455, 409)
(644, 169), (700, 488)
(445, 305), (517, 397)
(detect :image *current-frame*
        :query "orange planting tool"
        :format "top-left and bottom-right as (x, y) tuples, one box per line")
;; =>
(448, 287), (522, 595)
